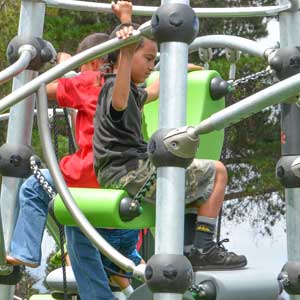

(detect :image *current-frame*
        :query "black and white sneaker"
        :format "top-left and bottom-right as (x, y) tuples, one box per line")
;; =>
(188, 239), (247, 271)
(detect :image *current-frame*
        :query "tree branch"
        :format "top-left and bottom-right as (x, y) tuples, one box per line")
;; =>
(225, 187), (281, 201)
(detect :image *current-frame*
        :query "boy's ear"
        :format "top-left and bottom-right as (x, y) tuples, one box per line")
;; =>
(91, 58), (102, 71)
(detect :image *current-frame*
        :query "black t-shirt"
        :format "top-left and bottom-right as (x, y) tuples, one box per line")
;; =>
(93, 74), (148, 186)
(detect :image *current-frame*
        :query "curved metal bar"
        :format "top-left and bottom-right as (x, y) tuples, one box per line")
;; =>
(0, 23), (150, 114)
(0, 109), (67, 122)
(43, 0), (290, 18)
(36, 84), (142, 277)
(189, 35), (271, 58)
(191, 73), (300, 136)
(0, 50), (32, 86)
(193, 4), (290, 17)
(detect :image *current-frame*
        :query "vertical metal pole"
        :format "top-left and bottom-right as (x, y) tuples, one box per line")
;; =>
(154, 0), (190, 299)
(0, 1), (45, 299)
(279, 1), (300, 300)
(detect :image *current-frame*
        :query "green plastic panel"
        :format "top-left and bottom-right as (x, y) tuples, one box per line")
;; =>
(54, 188), (155, 229)
(142, 70), (225, 160)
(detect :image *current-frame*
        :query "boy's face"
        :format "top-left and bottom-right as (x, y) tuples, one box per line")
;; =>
(131, 39), (158, 84)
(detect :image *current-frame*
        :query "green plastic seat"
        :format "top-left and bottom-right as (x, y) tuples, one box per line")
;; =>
(53, 188), (155, 229)
(53, 70), (225, 228)
(143, 70), (225, 160)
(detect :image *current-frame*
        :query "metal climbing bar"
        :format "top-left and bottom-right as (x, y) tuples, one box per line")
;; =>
(191, 72), (300, 136)
(0, 109), (71, 122)
(42, 0), (290, 18)
(36, 84), (145, 280)
(0, 49), (34, 85)
(0, 1), (46, 298)
(189, 35), (272, 58)
(0, 22), (151, 114)
(0, 212), (6, 266)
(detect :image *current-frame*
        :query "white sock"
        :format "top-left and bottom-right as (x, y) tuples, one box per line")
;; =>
(122, 285), (134, 298)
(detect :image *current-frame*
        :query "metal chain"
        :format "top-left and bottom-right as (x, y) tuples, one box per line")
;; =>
(229, 67), (273, 88)
(62, 108), (76, 154)
(30, 157), (57, 200)
(132, 171), (157, 204)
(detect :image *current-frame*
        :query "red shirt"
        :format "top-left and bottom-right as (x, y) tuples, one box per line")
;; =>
(56, 71), (103, 188)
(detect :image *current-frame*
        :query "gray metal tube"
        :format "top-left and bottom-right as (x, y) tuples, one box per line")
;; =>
(194, 267), (280, 300)
(156, 43), (187, 255)
(153, 1), (190, 300)
(43, 0), (290, 18)
(36, 85), (141, 276)
(0, 109), (69, 122)
(0, 50), (33, 85)
(189, 35), (270, 58)
(0, 24), (151, 113)
(192, 72), (300, 136)
(0, 1), (45, 298)
(279, 2), (300, 300)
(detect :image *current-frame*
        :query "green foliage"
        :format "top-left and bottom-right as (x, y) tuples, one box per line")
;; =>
(0, 0), (19, 98)
(44, 7), (114, 54)
(208, 55), (283, 234)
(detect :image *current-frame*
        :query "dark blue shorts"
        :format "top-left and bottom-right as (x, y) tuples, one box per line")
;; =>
(98, 228), (142, 272)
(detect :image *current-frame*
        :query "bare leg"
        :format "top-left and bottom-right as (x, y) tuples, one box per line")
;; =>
(197, 161), (227, 217)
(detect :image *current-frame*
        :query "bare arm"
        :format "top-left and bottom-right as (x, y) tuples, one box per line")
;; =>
(145, 78), (159, 104)
(112, 1), (132, 24)
(188, 63), (204, 71)
(144, 64), (204, 104)
(111, 27), (137, 111)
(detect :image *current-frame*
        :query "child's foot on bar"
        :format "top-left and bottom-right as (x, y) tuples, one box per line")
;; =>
(6, 255), (38, 268)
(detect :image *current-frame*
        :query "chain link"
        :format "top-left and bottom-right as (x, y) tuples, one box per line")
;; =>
(30, 157), (57, 200)
(133, 171), (157, 204)
(229, 68), (274, 88)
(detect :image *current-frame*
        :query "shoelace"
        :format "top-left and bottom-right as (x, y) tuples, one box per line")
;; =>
(215, 238), (230, 251)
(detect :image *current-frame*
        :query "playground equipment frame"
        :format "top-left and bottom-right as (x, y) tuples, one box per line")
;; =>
(1, 1), (300, 300)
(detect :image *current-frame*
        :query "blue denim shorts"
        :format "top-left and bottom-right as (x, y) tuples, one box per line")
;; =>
(98, 228), (142, 272)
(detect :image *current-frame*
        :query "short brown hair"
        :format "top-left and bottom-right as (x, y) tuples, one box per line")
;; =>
(108, 23), (145, 65)
(76, 33), (110, 54)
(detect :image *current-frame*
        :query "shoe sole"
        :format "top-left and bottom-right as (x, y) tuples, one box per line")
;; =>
(192, 262), (248, 271)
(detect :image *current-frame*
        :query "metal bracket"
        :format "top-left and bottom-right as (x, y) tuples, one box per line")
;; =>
(0, 265), (13, 276)
(18, 44), (37, 59)
(163, 126), (199, 159)
(198, 48), (213, 70)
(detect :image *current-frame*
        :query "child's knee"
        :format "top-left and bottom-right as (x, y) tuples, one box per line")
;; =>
(214, 161), (228, 184)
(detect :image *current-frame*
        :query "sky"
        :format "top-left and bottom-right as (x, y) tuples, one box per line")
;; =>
(28, 18), (287, 298)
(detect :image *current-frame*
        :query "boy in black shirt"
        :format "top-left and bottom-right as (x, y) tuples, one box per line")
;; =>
(93, 24), (247, 270)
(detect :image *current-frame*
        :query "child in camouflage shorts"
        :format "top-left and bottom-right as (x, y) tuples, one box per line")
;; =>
(93, 19), (247, 272)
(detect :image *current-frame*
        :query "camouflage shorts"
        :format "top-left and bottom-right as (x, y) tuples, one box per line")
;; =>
(116, 159), (216, 205)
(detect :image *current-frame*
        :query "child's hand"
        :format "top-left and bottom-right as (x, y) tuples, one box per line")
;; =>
(116, 26), (137, 53)
(112, 1), (132, 24)
(187, 63), (204, 72)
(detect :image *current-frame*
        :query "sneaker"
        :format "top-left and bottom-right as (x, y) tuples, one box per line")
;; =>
(188, 239), (247, 271)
